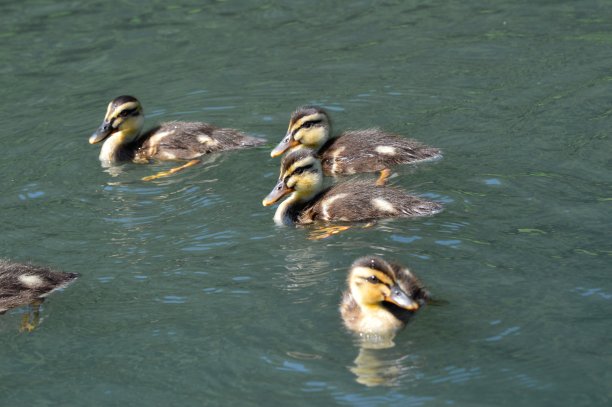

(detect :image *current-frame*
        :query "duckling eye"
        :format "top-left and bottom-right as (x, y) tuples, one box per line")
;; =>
(118, 108), (137, 118)
(292, 164), (313, 175)
(367, 275), (381, 284)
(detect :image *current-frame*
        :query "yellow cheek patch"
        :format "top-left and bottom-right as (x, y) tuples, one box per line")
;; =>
(293, 128), (304, 142)
(294, 172), (318, 191)
(299, 127), (326, 146)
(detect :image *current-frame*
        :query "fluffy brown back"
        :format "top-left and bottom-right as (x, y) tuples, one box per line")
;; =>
(297, 179), (442, 224)
(0, 259), (79, 312)
(320, 129), (441, 174)
(138, 121), (264, 160)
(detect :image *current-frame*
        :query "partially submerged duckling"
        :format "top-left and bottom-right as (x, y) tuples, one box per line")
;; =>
(0, 259), (79, 313)
(271, 106), (441, 175)
(340, 256), (429, 336)
(0, 259), (79, 331)
(89, 96), (264, 178)
(262, 150), (442, 226)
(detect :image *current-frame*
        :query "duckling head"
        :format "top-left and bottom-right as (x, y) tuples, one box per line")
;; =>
(270, 106), (331, 157)
(348, 256), (422, 313)
(262, 150), (323, 206)
(89, 95), (145, 148)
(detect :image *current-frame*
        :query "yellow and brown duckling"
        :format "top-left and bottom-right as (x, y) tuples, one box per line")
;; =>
(340, 256), (429, 336)
(0, 259), (78, 313)
(0, 259), (79, 331)
(271, 106), (441, 175)
(262, 150), (442, 226)
(89, 95), (264, 169)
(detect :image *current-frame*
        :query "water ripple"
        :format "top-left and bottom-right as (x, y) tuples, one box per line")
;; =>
(158, 295), (188, 304)
(430, 366), (482, 384)
(573, 287), (612, 300)
(485, 326), (521, 342)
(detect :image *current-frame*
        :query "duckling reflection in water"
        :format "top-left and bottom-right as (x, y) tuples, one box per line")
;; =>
(89, 95), (265, 180)
(0, 259), (79, 332)
(271, 106), (441, 178)
(350, 346), (421, 387)
(262, 150), (442, 238)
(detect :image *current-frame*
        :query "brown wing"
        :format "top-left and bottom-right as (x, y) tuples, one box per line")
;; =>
(138, 121), (264, 161)
(298, 180), (441, 223)
(320, 130), (441, 174)
(0, 260), (78, 311)
(339, 291), (361, 331)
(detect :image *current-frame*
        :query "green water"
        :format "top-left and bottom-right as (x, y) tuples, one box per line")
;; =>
(1, 0), (611, 405)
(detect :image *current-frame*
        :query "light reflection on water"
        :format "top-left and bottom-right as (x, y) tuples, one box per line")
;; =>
(0, 0), (611, 406)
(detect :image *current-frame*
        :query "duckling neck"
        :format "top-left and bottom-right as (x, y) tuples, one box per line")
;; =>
(99, 130), (142, 165)
(273, 190), (319, 226)
(291, 144), (322, 155)
(358, 304), (404, 334)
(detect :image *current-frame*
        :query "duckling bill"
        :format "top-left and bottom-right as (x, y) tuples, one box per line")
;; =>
(271, 106), (441, 175)
(90, 95), (264, 166)
(262, 150), (442, 226)
(341, 256), (429, 336)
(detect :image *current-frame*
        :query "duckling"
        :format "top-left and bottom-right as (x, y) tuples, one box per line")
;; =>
(0, 259), (78, 313)
(0, 259), (79, 331)
(262, 150), (442, 226)
(340, 256), (429, 336)
(270, 106), (441, 175)
(89, 96), (264, 179)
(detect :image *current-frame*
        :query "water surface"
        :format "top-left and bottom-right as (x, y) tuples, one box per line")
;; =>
(1, 1), (610, 406)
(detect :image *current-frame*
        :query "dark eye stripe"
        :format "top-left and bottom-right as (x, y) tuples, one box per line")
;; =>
(119, 108), (138, 118)
(299, 119), (322, 130)
(281, 163), (317, 185)
(293, 164), (314, 175)
(291, 119), (322, 136)
(361, 273), (395, 287)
